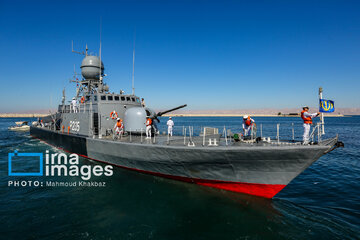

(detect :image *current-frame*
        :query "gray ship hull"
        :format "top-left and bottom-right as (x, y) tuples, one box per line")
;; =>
(30, 126), (336, 198)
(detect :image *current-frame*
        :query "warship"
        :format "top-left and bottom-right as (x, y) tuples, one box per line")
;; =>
(30, 45), (344, 198)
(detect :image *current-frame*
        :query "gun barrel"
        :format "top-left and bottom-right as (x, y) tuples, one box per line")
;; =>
(157, 104), (187, 116)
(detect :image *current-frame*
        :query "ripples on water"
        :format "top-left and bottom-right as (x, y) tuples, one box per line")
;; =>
(0, 117), (359, 239)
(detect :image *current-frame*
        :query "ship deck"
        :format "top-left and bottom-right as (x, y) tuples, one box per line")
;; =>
(102, 134), (321, 148)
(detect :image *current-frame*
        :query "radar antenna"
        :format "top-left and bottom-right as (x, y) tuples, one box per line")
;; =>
(69, 64), (81, 84)
(72, 40), (88, 56)
(70, 23), (105, 95)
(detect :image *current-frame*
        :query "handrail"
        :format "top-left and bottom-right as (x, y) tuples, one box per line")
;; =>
(309, 123), (322, 143)
(51, 114), (325, 145)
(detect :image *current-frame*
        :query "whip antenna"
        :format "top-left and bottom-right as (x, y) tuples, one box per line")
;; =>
(99, 17), (102, 85)
(132, 31), (136, 95)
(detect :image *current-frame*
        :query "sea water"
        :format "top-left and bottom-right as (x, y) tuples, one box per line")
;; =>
(0, 116), (359, 239)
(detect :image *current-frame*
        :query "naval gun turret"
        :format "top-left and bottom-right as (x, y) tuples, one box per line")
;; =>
(156, 104), (187, 117)
(124, 104), (187, 133)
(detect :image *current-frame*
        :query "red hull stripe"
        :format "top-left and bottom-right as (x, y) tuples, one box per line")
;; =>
(32, 136), (286, 198)
(197, 182), (285, 198)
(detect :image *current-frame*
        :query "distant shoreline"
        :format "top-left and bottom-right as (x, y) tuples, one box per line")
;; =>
(0, 113), (349, 118)
(163, 113), (346, 117)
(0, 113), (48, 118)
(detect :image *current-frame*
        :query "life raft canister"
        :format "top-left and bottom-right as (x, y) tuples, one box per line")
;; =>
(110, 111), (118, 119)
(301, 110), (312, 124)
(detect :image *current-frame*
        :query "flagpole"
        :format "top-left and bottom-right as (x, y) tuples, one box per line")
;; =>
(319, 87), (325, 135)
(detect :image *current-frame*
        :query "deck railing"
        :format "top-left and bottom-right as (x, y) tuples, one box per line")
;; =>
(42, 113), (324, 146)
(109, 121), (323, 146)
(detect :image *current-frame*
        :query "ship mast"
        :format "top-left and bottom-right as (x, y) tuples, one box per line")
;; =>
(319, 87), (325, 135)
(99, 18), (103, 89)
(71, 40), (106, 95)
(132, 44), (135, 95)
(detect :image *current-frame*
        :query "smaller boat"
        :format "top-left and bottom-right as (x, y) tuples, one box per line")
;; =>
(8, 121), (30, 131)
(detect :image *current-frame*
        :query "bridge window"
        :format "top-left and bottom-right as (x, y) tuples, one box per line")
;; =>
(126, 97), (130, 101)
(136, 98), (140, 103)
(115, 96), (120, 101)
(94, 95), (97, 101)
(108, 96), (113, 101)
(101, 95), (106, 101)
(121, 96), (125, 101)
(131, 97), (135, 102)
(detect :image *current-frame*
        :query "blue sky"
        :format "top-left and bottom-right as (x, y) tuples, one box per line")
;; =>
(0, 0), (359, 112)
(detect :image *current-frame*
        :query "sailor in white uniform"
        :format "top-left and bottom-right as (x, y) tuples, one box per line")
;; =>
(167, 117), (174, 136)
(141, 98), (146, 107)
(113, 118), (124, 136)
(71, 97), (78, 113)
(146, 117), (152, 139)
(242, 115), (255, 136)
(301, 106), (320, 144)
